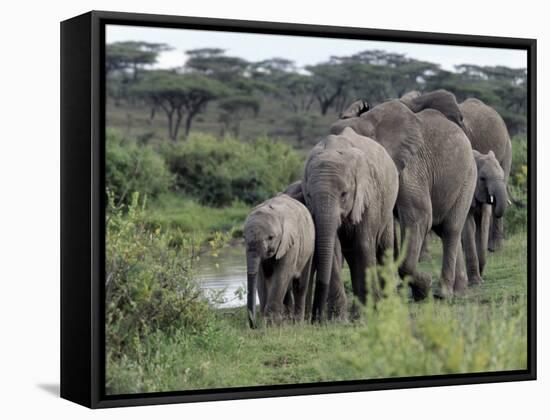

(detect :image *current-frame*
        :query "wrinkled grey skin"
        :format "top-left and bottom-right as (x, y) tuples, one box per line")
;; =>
(400, 89), (466, 130)
(400, 90), (514, 251)
(331, 100), (476, 300)
(303, 127), (399, 321)
(283, 181), (348, 320)
(462, 150), (509, 284)
(339, 99), (369, 119)
(244, 194), (315, 328)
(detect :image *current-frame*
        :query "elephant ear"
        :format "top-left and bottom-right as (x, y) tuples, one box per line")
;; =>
(472, 149), (483, 163)
(275, 202), (297, 260)
(401, 89), (464, 128)
(350, 150), (371, 224)
(339, 99), (369, 119)
(282, 180), (305, 204)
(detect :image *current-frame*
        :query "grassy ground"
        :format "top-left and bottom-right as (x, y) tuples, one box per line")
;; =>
(145, 193), (249, 233)
(106, 230), (527, 394)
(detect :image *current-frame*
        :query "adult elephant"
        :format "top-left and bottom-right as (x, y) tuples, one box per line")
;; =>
(283, 181), (348, 320)
(400, 89), (514, 251)
(331, 100), (476, 300)
(302, 127), (399, 321)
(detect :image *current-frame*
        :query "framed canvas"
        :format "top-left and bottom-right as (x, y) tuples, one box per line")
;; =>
(60, 10), (537, 408)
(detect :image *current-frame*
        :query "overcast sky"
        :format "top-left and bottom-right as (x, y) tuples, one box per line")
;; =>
(106, 24), (527, 72)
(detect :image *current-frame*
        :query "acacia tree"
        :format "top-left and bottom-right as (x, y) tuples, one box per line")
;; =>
(218, 95), (260, 138)
(185, 48), (250, 83)
(106, 41), (171, 80)
(306, 63), (349, 115)
(132, 70), (228, 141)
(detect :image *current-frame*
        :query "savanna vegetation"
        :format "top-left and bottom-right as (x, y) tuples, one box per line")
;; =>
(105, 39), (528, 394)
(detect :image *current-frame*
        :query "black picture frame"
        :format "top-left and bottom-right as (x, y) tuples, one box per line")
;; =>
(60, 10), (537, 409)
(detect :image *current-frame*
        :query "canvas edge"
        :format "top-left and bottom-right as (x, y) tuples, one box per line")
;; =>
(59, 10), (537, 409)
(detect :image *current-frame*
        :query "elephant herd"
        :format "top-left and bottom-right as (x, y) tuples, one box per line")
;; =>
(244, 89), (516, 328)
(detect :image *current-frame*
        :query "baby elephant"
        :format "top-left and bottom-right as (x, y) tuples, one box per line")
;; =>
(462, 150), (509, 285)
(244, 194), (315, 328)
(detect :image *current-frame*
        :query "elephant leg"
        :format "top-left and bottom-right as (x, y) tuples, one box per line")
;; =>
(257, 269), (267, 314)
(462, 214), (483, 286)
(346, 237), (376, 320)
(398, 218), (432, 301)
(283, 287), (295, 320)
(477, 204), (491, 274)
(393, 215), (400, 261)
(377, 220), (395, 265)
(419, 233), (431, 262)
(327, 240), (347, 321)
(376, 221), (395, 295)
(293, 256), (313, 322)
(347, 252), (367, 305)
(488, 212), (504, 252)
(263, 266), (290, 326)
(435, 225), (462, 299)
(454, 239), (469, 295)
(305, 268), (315, 322)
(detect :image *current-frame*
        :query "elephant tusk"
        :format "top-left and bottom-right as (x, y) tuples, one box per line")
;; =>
(489, 195), (494, 204)
(508, 199), (512, 206)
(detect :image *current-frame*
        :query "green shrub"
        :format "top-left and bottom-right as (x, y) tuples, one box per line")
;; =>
(105, 192), (214, 361)
(510, 135), (527, 193)
(326, 253), (527, 378)
(505, 135), (528, 234)
(161, 133), (304, 207)
(106, 130), (173, 204)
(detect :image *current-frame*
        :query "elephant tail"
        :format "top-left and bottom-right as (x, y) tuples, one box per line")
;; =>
(507, 184), (525, 208)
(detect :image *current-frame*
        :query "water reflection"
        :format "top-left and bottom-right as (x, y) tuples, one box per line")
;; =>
(194, 243), (248, 308)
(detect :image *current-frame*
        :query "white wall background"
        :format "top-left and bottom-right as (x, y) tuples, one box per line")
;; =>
(0, 0), (547, 417)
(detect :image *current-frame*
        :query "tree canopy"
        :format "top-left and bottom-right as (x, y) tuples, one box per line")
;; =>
(132, 70), (229, 141)
(107, 44), (527, 140)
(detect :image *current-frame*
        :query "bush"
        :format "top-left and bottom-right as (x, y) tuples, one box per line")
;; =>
(105, 192), (214, 361)
(505, 135), (527, 234)
(106, 130), (173, 204)
(161, 133), (304, 207)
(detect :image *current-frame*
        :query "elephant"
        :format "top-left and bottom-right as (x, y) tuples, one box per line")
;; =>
(400, 90), (421, 102)
(462, 150), (509, 285)
(400, 89), (465, 129)
(283, 181), (348, 320)
(244, 194), (315, 328)
(400, 89), (514, 251)
(331, 99), (477, 300)
(302, 126), (399, 321)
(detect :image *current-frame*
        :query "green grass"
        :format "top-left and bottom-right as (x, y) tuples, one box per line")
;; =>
(145, 193), (250, 233)
(106, 230), (527, 395)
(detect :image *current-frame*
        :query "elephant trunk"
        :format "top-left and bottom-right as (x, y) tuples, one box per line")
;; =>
(246, 252), (261, 329)
(490, 181), (509, 218)
(312, 203), (338, 322)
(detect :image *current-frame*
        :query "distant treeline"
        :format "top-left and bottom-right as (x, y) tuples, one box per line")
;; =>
(106, 41), (527, 142)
